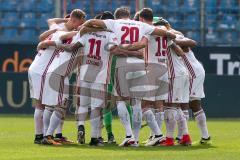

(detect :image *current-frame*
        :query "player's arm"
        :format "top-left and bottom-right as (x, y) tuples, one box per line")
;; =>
(110, 45), (143, 58)
(60, 31), (78, 40)
(57, 42), (83, 52)
(47, 18), (68, 27)
(38, 29), (57, 41)
(82, 19), (107, 28)
(174, 37), (197, 48)
(37, 40), (56, 51)
(151, 27), (176, 39)
(168, 40), (185, 57)
(121, 36), (148, 51)
(79, 26), (107, 36)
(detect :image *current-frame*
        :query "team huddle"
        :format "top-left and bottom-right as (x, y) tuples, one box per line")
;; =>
(28, 7), (211, 147)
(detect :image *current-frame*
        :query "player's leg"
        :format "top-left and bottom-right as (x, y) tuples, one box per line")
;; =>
(161, 78), (179, 146)
(142, 100), (164, 146)
(131, 98), (142, 146)
(42, 105), (67, 145)
(189, 74), (211, 144)
(176, 76), (191, 146)
(103, 55), (117, 143)
(89, 83), (106, 146)
(28, 70), (45, 144)
(190, 98), (211, 144)
(76, 81), (91, 144)
(33, 100), (44, 144)
(43, 106), (54, 136)
(176, 103), (189, 142)
(113, 68), (134, 146)
(41, 74), (70, 145)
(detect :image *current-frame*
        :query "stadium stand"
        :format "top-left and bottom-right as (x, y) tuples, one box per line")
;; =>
(0, 0), (239, 46)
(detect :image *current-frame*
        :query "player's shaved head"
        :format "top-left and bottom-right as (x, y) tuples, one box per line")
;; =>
(95, 11), (114, 20)
(114, 7), (130, 19)
(139, 8), (153, 22)
(94, 13), (103, 19)
(101, 11), (114, 20)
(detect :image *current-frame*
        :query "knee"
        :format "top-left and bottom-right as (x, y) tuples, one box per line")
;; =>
(54, 107), (67, 120)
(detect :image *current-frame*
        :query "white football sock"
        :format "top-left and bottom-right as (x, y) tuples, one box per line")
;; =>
(155, 111), (164, 130)
(90, 108), (101, 138)
(34, 108), (44, 135)
(43, 108), (53, 136)
(176, 108), (189, 136)
(98, 118), (103, 138)
(194, 110), (209, 139)
(117, 101), (133, 137)
(132, 99), (142, 142)
(143, 109), (162, 136)
(77, 106), (88, 126)
(56, 120), (64, 134)
(164, 108), (177, 138)
(46, 111), (61, 136)
(183, 109), (190, 121)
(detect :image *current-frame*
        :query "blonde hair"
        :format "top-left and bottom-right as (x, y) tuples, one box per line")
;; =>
(70, 9), (86, 19)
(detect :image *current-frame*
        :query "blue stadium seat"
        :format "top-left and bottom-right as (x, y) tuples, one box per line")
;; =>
(93, 0), (109, 13)
(221, 31), (238, 43)
(3, 29), (18, 41)
(218, 14), (237, 30)
(67, 0), (90, 12)
(146, 0), (164, 12)
(37, 17), (48, 28)
(17, 0), (35, 12)
(4, 12), (18, 19)
(36, 0), (54, 12)
(167, 15), (182, 29)
(186, 31), (200, 42)
(19, 29), (37, 43)
(182, 0), (199, 12)
(205, 0), (217, 13)
(185, 14), (200, 30)
(0, 1), (17, 11)
(0, 18), (19, 27)
(111, 0), (135, 12)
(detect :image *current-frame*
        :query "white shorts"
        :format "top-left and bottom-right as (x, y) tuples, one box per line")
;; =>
(142, 72), (169, 101)
(167, 75), (189, 103)
(79, 81), (106, 108)
(41, 73), (69, 106)
(28, 71), (41, 100)
(190, 74), (205, 99)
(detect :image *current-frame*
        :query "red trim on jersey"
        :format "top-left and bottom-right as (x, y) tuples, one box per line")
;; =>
(168, 77), (174, 102)
(106, 55), (112, 84)
(182, 55), (196, 79)
(166, 48), (175, 79)
(189, 78), (194, 95)
(58, 76), (64, 105)
(39, 49), (60, 101)
(65, 50), (78, 76)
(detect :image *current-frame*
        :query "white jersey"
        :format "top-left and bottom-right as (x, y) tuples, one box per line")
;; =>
(144, 34), (168, 66)
(103, 19), (155, 67)
(175, 35), (205, 78)
(167, 46), (189, 78)
(49, 23), (66, 30)
(78, 31), (119, 84)
(47, 31), (79, 76)
(182, 49), (205, 78)
(28, 31), (64, 75)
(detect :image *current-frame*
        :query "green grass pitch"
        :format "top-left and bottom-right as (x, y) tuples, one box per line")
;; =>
(0, 115), (240, 160)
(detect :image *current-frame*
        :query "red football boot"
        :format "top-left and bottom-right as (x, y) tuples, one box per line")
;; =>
(160, 137), (174, 146)
(179, 134), (192, 146)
